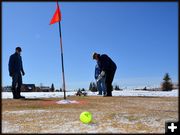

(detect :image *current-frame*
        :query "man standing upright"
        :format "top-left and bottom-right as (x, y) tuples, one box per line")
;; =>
(93, 52), (117, 96)
(8, 47), (25, 99)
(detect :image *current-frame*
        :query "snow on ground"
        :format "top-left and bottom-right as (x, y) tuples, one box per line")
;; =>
(2, 92), (178, 133)
(56, 99), (79, 104)
(1, 89), (178, 99)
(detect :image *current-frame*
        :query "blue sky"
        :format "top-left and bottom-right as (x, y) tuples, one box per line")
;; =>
(2, 2), (178, 90)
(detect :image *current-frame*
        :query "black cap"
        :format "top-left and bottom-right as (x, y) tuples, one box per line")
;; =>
(92, 52), (97, 59)
(16, 47), (22, 52)
(92, 52), (101, 59)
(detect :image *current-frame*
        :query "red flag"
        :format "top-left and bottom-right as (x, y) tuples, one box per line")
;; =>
(50, 4), (61, 25)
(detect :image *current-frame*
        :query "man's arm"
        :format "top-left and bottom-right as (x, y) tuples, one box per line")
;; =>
(8, 55), (14, 77)
(94, 66), (97, 80)
(20, 56), (25, 76)
(100, 55), (110, 71)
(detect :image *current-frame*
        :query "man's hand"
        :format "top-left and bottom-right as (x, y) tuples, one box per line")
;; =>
(22, 71), (25, 76)
(9, 73), (13, 77)
(97, 75), (102, 82)
(100, 71), (105, 77)
(97, 71), (105, 82)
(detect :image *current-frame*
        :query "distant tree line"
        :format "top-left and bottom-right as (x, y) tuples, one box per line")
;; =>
(88, 73), (176, 92)
(3, 73), (177, 92)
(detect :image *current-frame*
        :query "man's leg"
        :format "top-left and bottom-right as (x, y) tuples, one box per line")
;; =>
(101, 77), (107, 96)
(17, 74), (25, 98)
(96, 81), (102, 95)
(12, 74), (19, 99)
(110, 70), (116, 93)
(106, 70), (116, 96)
(105, 73), (112, 96)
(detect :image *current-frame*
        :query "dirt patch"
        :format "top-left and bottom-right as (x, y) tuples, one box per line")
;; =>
(1, 96), (178, 133)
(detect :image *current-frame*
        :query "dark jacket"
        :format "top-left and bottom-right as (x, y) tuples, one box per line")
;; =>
(8, 52), (24, 75)
(98, 54), (117, 73)
(94, 64), (101, 79)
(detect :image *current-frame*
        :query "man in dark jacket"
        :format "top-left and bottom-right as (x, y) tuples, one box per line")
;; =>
(93, 52), (117, 96)
(8, 47), (25, 99)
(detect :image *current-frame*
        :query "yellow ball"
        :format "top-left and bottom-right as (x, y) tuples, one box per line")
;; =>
(80, 111), (92, 124)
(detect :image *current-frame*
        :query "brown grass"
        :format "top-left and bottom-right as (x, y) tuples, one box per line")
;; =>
(2, 96), (178, 133)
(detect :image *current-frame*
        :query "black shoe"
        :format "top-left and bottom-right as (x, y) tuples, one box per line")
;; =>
(105, 93), (112, 97)
(13, 93), (20, 99)
(19, 95), (25, 99)
(13, 96), (20, 99)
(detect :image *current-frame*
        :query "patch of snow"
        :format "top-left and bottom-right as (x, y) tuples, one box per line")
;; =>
(112, 89), (178, 97)
(56, 100), (79, 104)
(3, 109), (50, 114)
(2, 120), (20, 133)
(1, 89), (178, 99)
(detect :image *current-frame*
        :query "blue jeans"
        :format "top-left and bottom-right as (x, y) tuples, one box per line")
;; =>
(96, 76), (106, 95)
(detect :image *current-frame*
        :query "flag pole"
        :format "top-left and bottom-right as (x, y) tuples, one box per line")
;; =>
(58, 21), (66, 100)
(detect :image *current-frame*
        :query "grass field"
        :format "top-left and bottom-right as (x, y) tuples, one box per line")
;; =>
(2, 96), (178, 133)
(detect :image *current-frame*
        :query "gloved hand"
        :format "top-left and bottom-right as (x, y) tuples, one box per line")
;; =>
(96, 71), (105, 82)
(100, 71), (105, 77)
(96, 75), (102, 82)
(9, 72), (13, 77)
(22, 71), (25, 76)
